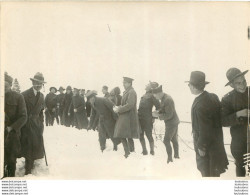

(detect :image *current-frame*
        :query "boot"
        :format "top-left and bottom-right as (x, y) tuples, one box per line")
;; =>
(113, 144), (118, 151)
(149, 142), (155, 155)
(167, 157), (173, 164)
(122, 139), (130, 158)
(25, 159), (34, 175)
(140, 138), (148, 155)
(128, 139), (135, 152)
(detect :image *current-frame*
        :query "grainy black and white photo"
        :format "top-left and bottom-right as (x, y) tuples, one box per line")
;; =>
(1, 2), (250, 180)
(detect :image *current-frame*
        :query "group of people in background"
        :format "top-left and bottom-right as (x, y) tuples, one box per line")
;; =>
(4, 67), (250, 178)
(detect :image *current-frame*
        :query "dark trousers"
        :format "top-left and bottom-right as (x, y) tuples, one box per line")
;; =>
(25, 158), (34, 175)
(121, 138), (134, 154)
(232, 149), (246, 177)
(163, 125), (179, 159)
(45, 110), (55, 126)
(98, 124), (121, 151)
(4, 162), (16, 177)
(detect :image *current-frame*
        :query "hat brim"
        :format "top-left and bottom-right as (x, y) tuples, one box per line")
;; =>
(185, 81), (210, 85)
(30, 78), (46, 84)
(225, 70), (248, 86)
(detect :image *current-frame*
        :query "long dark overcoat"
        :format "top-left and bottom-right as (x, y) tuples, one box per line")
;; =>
(192, 91), (229, 175)
(69, 95), (88, 129)
(62, 93), (74, 127)
(114, 86), (141, 139)
(21, 88), (45, 160)
(5, 90), (27, 163)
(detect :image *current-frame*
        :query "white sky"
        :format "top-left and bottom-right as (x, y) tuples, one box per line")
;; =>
(1, 2), (249, 121)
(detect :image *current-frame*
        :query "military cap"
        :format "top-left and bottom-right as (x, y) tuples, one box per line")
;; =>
(123, 77), (134, 83)
(152, 85), (163, 94)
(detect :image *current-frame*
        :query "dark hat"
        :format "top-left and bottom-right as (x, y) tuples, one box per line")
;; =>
(102, 86), (108, 90)
(225, 68), (248, 86)
(73, 88), (80, 91)
(50, 87), (57, 92)
(149, 81), (159, 89)
(59, 86), (65, 91)
(152, 85), (163, 94)
(30, 72), (46, 84)
(123, 77), (134, 83)
(5, 72), (13, 84)
(85, 90), (98, 99)
(185, 71), (209, 88)
(66, 86), (72, 91)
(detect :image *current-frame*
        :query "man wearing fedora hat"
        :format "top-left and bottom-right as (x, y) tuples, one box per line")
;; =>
(221, 68), (250, 177)
(152, 85), (180, 163)
(138, 81), (160, 155)
(4, 72), (27, 177)
(21, 72), (46, 175)
(113, 77), (141, 158)
(57, 87), (66, 125)
(187, 71), (228, 177)
(87, 90), (121, 152)
(45, 87), (58, 126)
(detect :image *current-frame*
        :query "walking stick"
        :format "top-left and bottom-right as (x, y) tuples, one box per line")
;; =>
(42, 138), (48, 166)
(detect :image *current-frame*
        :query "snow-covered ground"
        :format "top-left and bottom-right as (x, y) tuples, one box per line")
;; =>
(13, 120), (236, 179)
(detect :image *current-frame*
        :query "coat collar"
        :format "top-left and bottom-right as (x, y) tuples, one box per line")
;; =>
(192, 91), (207, 110)
(123, 86), (133, 96)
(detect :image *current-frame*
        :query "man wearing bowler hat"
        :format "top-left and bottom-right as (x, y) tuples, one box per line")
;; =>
(187, 71), (228, 177)
(45, 87), (58, 126)
(21, 72), (46, 175)
(4, 72), (27, 177)
(57, 87), (65, 125)
(113, 77), (140, 158)
(152, 85), (180, 163)
(221, 68), (250, 177)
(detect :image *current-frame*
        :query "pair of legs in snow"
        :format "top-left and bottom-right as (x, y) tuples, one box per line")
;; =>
(163, 125), (179, 163)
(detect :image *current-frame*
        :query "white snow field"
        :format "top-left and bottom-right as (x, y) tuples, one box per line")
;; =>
(14, 120), (236, 179)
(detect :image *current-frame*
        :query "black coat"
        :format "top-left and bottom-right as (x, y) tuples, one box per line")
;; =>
(69, 95), (88, 129)
(57, 93), (65, 116)
(21, 88), (45, 160)
(221, 87), (249, 156)
(89, 97), (117, 137)
(158, 93), (180, 128)
(192, 91), (228, 175)
(62, 93), (74, 127)
(5, 90), (27, 163)
(138, 92), (160, 131)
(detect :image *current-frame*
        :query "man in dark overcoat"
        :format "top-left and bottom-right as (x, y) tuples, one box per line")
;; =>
(187, 71), (229, 177)
(221, 68), (250, 177)
(4, 72), (27, 177)
(152, 85), (180, 163)
(87, 91), (121, 151)
(138, 82), (160, 155)
(62, 86), (74, 127)
(21, 72), (46, 175)
(69, 88), (88, 130)
(113, 77), (141, 158)
(45, 87), (57, 126)
(57, 86), (65, 125)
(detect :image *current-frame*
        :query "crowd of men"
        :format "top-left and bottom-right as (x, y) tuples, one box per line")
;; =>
(4, 67), (250, 178)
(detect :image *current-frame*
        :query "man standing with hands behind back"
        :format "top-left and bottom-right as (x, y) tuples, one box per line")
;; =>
(221, 68), (250, 177)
